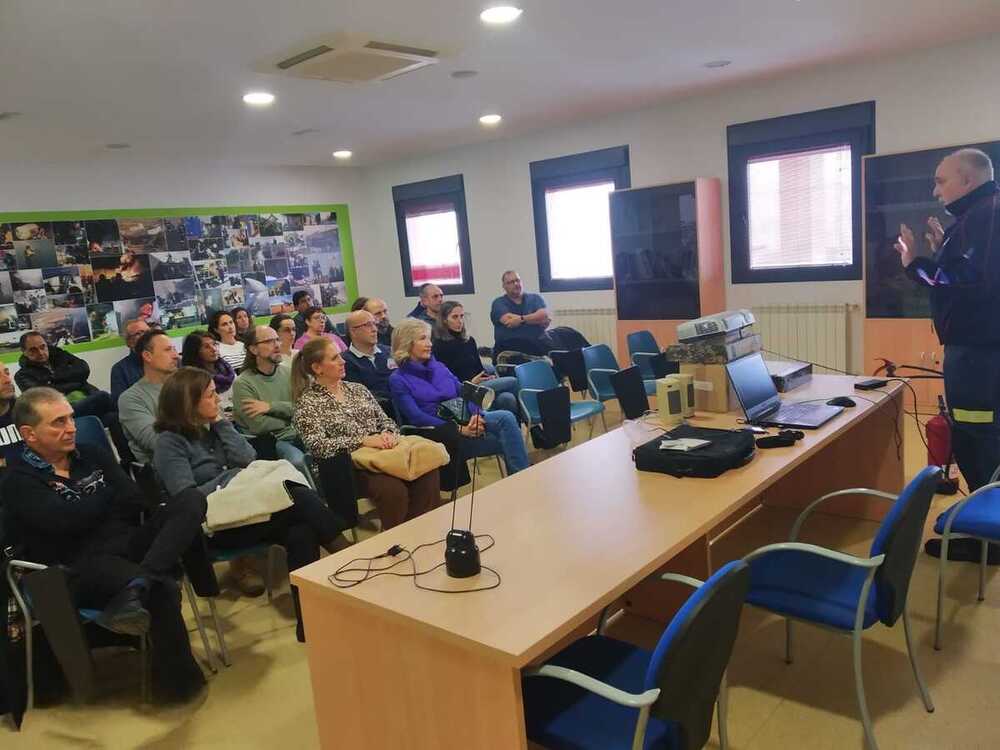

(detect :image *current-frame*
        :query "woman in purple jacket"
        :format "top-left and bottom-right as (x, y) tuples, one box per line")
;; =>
(389, 318), (529, 474)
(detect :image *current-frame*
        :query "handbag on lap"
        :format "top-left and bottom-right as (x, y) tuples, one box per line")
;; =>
(351, 435), (449, 482)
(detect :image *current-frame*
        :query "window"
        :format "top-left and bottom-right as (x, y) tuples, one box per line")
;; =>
(393, 174), (475, 296)
(728, 102), (875, 283)
(530, 146), (630, 292)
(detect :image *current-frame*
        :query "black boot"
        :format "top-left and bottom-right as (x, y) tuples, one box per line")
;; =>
(291, 585), (306, 643)
(95, 581), (151, 636)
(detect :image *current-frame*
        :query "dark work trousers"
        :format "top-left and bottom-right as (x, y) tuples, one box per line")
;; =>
(944, 345), (1000, 491)
(68, 489), (207, 696)
(208, 484), (345, 641)
(69, 390), (115, 427)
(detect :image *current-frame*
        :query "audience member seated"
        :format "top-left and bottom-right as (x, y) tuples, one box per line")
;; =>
(407, 283), (442, 325)
(490, 269), (553, 358)
(292, 290), (337, 339)
(0, 363), (21, 472)
(14, 332), (115, 425)
(269, 313), (298, 359)
(351, 296), (394, 348)
(110, 318), (151, 407)
(432, 301), (519, 413)
(2, 387), (206, 702)
(208, 310), (246, 371)
(118, 329), (179, 464)
(152, 367), (347, 641)
(181, 331), (236, 413)
(292, 338), (441, 530)
(389, 319), (530, 474)
(231, 307), (252, 339)
(293, 306), (346, 352)
(233, 325), (315, 486)
(343, 310), (395, 405)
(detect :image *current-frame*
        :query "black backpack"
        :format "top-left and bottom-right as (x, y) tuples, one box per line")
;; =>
(632, 424), (756, 478)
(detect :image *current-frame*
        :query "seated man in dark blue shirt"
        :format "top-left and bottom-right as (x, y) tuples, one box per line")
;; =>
(490, 270), (552, 358)
(109, 318), (151, 408)
(1, 387), (207, 703)
(342, 309), (395, 410)
(407, 283), (442, 325)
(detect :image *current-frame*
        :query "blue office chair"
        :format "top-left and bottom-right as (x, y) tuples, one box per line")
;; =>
(627, 330), (661, 381)
(933, 464), (1000, 650)
(522, 561), (749, 750)
(584, 343), (657, 406)
(74, 414), (114, 454)
(515, 359), (605, 438)
(743, 466), (941, 750)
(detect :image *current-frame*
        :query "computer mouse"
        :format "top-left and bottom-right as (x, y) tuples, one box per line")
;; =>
(827, 396), (856, 408)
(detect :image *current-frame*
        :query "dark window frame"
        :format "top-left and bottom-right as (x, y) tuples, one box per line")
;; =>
(392, 174), (475, 297)
(530, 146), (631, 293)
(727, 102), (875, 284)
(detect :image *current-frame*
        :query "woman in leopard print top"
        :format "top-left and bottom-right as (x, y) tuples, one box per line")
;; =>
(292, 338), (440, 529)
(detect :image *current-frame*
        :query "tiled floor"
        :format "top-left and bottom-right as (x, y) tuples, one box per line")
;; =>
(5, 408), (999, 749)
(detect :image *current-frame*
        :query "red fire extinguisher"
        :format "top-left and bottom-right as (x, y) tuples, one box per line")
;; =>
(926, 395), (959, 494)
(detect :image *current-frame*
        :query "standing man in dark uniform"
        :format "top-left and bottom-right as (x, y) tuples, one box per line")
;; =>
(895, 148), (1000, 559)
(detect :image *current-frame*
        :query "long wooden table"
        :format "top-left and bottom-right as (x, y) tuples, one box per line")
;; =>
(292, 376), (904, 749)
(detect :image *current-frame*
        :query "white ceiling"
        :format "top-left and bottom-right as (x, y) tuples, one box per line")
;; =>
(1, 0), (999, 168)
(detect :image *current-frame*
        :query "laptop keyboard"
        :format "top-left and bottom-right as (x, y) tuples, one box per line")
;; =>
(773, 402), (822, 423)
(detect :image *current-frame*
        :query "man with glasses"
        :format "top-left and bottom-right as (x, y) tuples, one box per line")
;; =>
(343, 310), (396, 408)
(110, 318), (152, 407)
(233, 325), (314, 485)
(407, 283), (443, 325)
(490, 270), (552, 358)
(351, 296), (394, 348)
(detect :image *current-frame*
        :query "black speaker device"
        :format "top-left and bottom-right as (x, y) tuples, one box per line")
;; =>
(445, 529), (481, 578)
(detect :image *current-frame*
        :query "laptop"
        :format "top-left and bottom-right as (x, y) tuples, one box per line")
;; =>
(725, 353), (843, 429)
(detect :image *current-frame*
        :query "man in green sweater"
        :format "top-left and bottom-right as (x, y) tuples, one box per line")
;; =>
(233, 325), (314, 487)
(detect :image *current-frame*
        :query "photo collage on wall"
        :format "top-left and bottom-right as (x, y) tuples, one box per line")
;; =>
(0, 210), (346, 353)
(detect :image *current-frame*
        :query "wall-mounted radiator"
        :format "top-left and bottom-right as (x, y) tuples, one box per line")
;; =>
(751, 304), (854, 374)
(551, 307), (619, 358)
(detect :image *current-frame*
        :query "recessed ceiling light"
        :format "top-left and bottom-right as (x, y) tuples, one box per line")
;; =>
(480, 6), (523, 24)
(451, 70), (479, 79)
(243, 91), (275, 106)
(704, 59), (732, 68)
(105, 143), (131, 150)
(332, 150), (353, 160)
(479, 114), (502, 126)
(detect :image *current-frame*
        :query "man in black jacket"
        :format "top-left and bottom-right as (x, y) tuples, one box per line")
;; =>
(896, 148), (1000, 559)
(14, 332), (114, 424)
(2, 387), (206, 701)
(343, 309), (394, 406)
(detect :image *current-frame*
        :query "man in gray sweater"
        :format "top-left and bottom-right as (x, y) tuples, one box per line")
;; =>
(118, 330), (179, 464)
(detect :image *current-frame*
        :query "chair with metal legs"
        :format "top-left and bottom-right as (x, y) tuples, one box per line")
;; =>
(5, 560), (151, 714)
(742, 466), (941, 750)
(933, 464), (1000, 650)
(522, 561), (749, 750)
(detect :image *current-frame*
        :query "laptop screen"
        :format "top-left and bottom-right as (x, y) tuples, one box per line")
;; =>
(725, 353), (781, 423)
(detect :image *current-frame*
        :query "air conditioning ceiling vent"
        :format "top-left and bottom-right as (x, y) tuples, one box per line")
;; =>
(271, 35), (438, 83)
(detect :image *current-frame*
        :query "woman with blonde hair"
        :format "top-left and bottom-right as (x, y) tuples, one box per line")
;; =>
(292, 338), (441, 529)
(153, 366), (348, 641)
(389, 318), (529, 474)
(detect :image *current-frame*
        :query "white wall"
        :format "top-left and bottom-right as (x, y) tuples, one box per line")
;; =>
(0, 161), (363, 389)
(353, 34), (1000, 370)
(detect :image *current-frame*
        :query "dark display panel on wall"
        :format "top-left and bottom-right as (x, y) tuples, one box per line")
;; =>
(864, 140), (1000, 318)
(611, 182), (700, 320)
(0, 204), (357, 359)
